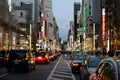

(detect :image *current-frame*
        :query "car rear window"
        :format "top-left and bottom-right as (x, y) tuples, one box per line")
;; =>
(88, 57), (104, 68)
(35, 52), (46, 57)
(9, 50), (27, 60)
(74, 55), (86, 60)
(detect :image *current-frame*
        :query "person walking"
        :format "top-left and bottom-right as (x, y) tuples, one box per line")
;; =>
(102, 48), (107, 56)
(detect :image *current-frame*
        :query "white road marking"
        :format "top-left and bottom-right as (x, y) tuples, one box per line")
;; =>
(63, 58), (76, 80)
(54, 70), (71, 75)
(51, 78), (64, 80)
(47, 56), (62, 80)
(53, 74), (73, 78)
(0, 73), (8, 78)
(47, 55), (76, 80)
(55, 68), (69, 72)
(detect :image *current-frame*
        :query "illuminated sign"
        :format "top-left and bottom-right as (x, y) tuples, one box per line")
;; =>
(102, 8), (106, 40)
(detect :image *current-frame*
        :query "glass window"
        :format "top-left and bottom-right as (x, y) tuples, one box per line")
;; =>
(88, 57), (103, 68)
(9, 50), (26, 60)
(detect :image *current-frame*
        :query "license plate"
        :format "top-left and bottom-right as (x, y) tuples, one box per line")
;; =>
(14, 60), (20, 64)
(15, 61), (19, 64)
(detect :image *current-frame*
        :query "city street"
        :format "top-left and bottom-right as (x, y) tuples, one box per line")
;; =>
(0, 55), (80, 80)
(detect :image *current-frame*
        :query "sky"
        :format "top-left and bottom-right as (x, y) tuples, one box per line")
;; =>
(52, 0), (81, 41)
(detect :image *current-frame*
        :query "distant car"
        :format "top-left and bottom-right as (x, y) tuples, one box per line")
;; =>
(34, 51), (50, 63)
(89, 58), (120, 80)
(5, 50), (35, 72)
(80, 55), (105, 80)
(70, 51), (82, 60)
(70, 54), (87, 73)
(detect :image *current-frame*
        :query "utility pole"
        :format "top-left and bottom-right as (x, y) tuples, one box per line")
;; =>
(93, 22), (95, 51)
(30, 24), (32, 50)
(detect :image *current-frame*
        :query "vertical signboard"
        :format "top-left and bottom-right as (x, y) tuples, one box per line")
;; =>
(102, 8), (106, 46)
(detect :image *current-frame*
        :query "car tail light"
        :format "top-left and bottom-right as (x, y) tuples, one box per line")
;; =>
(25, 53), (29, 60)
(72, 63), (79, 66)
(38, 57), (42, 59)
(6, 54), (9, 60)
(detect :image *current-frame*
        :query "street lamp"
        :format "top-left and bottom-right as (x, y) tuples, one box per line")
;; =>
(93, 22), (95, 51)
(30, 24), (32, 50)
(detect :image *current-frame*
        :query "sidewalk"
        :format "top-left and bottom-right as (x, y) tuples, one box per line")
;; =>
(0, 67), (7, 75)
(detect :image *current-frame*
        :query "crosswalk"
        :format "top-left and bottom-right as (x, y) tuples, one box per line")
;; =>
(47, 56), (76, 80)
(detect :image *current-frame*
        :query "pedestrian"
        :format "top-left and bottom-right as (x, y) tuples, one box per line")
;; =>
(102, 48), (107, 56)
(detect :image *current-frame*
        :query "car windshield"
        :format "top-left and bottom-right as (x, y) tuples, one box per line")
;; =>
(9, 50), (27, 60)
(88, 56), (104, 68)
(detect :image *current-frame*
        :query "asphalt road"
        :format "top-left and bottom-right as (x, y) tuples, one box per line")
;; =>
(0, 55), (80, 80)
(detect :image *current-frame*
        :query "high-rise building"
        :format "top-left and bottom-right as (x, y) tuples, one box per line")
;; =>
(74, 2), (80, 41)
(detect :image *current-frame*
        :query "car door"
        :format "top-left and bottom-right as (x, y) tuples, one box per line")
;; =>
(96, 61), (116, 80)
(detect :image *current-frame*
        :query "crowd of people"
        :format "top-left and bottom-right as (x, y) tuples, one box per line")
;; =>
(94, 48), (115, 57)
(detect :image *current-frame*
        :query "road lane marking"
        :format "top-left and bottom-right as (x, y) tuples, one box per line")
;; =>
(47, 55), (76, 80)
(52, 74), (73, 78)
(47, 56), (62, 80)
(0, 73), (8, 78)
(51, 78), (64, 80)
(54, 70), (71, 75)
(55, 68), (70, 72)
(63, 58), (76, 80)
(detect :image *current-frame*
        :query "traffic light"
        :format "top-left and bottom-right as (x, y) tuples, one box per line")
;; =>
(82, 26), (86, 31)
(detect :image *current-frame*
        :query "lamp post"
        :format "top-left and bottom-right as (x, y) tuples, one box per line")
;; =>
(93, 22), (96, 51)
(30, 24), (32, 50)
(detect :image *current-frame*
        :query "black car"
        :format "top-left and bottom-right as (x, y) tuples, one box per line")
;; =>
(5, 49), (35, 72)
(70, 53), (87, 73)
(0, 52), (5, 67)
(80, 55), (105, 80)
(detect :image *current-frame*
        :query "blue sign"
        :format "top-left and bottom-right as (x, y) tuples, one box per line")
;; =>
(102, 36), (106, 40)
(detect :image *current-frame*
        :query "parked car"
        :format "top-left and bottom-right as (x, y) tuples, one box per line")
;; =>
(0, 52), (5, 67)
(89, 58), (120, 80)
(5, 49), (35, 72)
(70, 53), (87, 73)
(34, 51), (50, 63)
(80, 55), (105, 80)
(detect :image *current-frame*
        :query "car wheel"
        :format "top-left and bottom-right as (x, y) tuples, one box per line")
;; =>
(6, 66), (12, 72)
(80, 71), (84, 80)
(33, 64), (35, 70)
(71, 68), (74, 73)
(26, 65), (31, 72)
